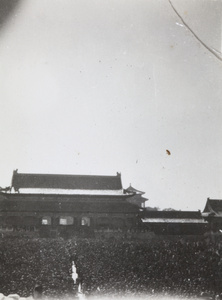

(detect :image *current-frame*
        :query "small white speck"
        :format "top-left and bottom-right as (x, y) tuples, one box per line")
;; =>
(176, 22), (184, 27)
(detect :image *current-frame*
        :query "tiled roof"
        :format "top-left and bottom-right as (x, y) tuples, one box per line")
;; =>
(142, 210), (203, 219)
(11, 170), (123, 191)
(125, 185), (145, 195)
(203, 199), (222, 215)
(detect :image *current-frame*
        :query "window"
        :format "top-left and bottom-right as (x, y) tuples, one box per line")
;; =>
(60, 218), (67, 225)
(41, 216), (51, 225)
(59, 216), (74, 225)
(81, 216), (90, 226)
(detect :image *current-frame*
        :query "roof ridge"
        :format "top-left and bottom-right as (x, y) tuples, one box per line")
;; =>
(14, 172), (120, 178)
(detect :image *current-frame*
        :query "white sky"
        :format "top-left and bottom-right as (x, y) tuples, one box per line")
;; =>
(0, 0), (221, 211)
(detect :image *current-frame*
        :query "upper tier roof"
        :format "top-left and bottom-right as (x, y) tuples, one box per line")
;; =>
(11, 170), (123, 192)
(203, 198), (222, 216)
(125, 185), (145, 195)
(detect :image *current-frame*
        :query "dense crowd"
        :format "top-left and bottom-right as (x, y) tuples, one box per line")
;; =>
(1, 237), (222, 299)
(68, 239), (222, 298)
(0, 238), (73, 298)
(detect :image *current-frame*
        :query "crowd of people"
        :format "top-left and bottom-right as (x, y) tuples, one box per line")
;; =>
(67, 239), (222, 298)
(0, 238), (73, 298)
(1, 237), (222, 299)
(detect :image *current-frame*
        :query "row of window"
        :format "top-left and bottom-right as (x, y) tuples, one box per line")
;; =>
(41, 216), (131, 226)
(0, 216), (134, 227)
(41, 216), (90, 226)
(0, 216), (91, 226)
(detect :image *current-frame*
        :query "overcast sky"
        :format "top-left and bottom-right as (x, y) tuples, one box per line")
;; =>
(0, 0), (221, 211)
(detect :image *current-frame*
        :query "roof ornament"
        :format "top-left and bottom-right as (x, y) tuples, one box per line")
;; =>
(0, 186), (11, 193)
